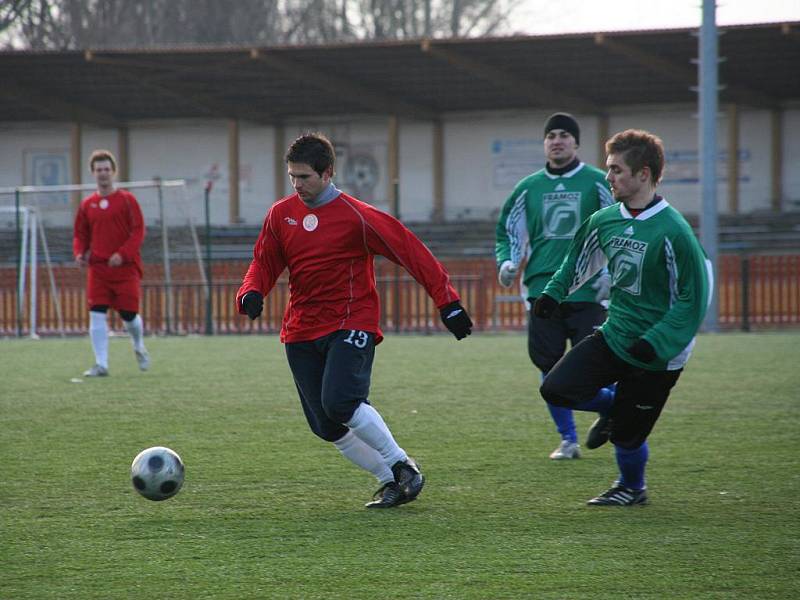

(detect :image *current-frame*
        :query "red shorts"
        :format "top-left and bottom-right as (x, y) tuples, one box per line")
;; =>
(87, 265), (141, 313)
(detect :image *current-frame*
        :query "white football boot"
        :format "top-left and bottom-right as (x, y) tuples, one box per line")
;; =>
(83, 364), (109, 377)
(135, 349), (150, 372)
(549, 440), (581, 460)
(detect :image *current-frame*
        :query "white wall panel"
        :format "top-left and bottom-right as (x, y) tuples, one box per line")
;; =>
(398, 120), (434, 222)
(0, 123), (74, 228)
(239, 125), (275, 223)
(443, 110), (606, 220)
(782, 108), (800, 210)
(1, 106), (797, 231)
(128, 119), (228, 226)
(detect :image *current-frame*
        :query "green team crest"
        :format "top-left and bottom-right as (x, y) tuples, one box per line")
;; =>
(542, 191), (581, 238)
(609, 236), (648, 295)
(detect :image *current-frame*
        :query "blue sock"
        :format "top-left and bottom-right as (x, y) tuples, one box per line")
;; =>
(574, 383), (616, 415)
(541, 371), (577, 443)
(615, 442), (649, 491)
(547, 404), (578, 443)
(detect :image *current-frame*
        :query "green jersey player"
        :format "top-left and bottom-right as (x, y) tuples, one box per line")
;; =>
(495, 112), (616, 460)
(537, 129), (712, 506)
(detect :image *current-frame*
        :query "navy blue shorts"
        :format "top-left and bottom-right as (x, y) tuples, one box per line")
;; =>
(285, 329), (375, 442)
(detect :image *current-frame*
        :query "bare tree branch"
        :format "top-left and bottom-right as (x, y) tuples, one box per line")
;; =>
(0, 0), (518, 49)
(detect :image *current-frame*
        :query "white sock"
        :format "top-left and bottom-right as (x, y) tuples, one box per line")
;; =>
(123, 314), (146, 352)
(345, 403), (407, 467)
(334, 430), (394, 485)
(89, 311), (109, 369)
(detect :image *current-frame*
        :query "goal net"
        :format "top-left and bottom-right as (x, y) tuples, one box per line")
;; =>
(0, 179), (208, 337)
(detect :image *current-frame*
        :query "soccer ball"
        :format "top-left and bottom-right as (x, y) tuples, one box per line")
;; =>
(130, 446), (185, 501)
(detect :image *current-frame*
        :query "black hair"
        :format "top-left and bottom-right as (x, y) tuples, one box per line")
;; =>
(284, 132), (336, 176)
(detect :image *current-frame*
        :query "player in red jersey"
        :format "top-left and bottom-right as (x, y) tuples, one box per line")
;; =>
(237, 133), (473, 508)
(73, 150), (150, 377)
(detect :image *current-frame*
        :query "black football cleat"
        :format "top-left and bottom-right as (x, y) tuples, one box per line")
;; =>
(587, 484), (648, 506)
(365, 482), (406, 508)
(391, 457), (425, 502)
(586, 415), (613, 449)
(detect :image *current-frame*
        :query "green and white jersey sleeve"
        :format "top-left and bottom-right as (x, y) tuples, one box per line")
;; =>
(542, 198), (712, 371)
(495, 162), (613, 302)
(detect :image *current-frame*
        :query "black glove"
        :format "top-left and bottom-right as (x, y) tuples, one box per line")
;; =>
(627, 338), (657, 363)
(440, 301), (473, 340)
(241, 291), (264, 320)
(555, 302), (573, 319)
(533, 294), (559, 319)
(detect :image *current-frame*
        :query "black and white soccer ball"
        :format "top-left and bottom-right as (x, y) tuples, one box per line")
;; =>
(130, 446), (185, 501)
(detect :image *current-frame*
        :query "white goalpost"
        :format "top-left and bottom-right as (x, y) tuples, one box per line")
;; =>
(0, 204), (58, 338)
(0, 179), (205, 338)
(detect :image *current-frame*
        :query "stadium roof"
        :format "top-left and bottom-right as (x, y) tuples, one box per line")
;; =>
(1, 21), (798, 127)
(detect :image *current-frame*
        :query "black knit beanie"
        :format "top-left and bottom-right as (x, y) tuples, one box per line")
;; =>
(544, 112), (580, 145)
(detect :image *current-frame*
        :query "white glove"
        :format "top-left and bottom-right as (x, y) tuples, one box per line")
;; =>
(498, 260), (519, 288)
(592, 271), (612, 302)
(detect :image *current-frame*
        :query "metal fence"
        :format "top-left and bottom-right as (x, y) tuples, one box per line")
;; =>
(717, 254), (800, 330)
(1, 255), (799, 337)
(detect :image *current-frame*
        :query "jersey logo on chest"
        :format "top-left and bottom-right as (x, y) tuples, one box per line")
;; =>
(609, 236), (648, 295)
(542, 191), (581, 238)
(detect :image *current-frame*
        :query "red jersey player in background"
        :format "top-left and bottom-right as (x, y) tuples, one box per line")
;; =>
(73, 150), (150, 377)
(237, 132), (473, 509)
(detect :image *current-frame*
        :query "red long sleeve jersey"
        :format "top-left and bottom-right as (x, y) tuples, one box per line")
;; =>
(237, 192), (460, 344)
(73, 189), (145, 278)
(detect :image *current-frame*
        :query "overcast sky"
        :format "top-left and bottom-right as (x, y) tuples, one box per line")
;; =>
(509, 0), (800, 35)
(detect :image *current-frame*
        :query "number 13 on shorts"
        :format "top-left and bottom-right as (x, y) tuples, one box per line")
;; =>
(343, 329), (369, 348)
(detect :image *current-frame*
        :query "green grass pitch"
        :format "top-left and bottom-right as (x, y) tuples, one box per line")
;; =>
(2, 332), (798, 599)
